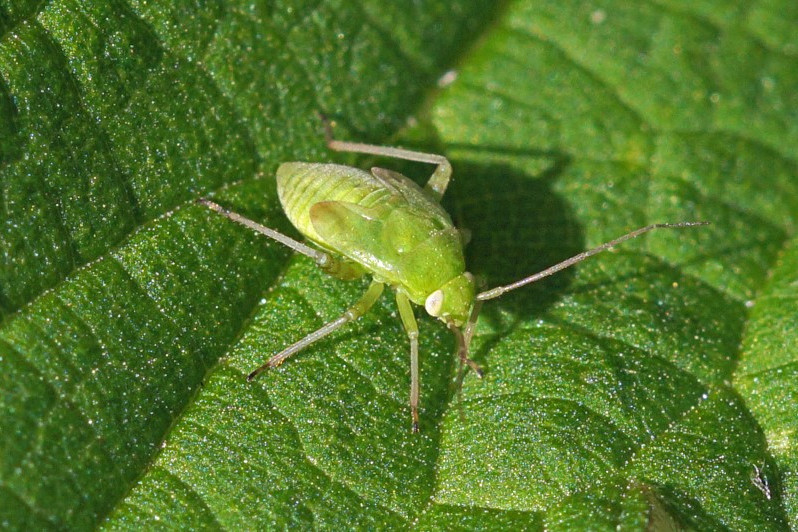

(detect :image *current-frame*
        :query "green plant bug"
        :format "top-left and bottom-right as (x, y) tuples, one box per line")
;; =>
(199, 118), (708, 433)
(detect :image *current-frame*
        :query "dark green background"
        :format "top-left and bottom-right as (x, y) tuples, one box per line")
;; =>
(1, 1), (796, 529)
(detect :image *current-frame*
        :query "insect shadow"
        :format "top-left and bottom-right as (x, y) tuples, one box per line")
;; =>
(442, 155), (583, 366)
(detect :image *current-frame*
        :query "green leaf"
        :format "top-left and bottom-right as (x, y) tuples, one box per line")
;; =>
(1, 1), (796, 529)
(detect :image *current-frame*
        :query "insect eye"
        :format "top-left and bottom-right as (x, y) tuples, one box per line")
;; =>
(425, 289), (445, 316)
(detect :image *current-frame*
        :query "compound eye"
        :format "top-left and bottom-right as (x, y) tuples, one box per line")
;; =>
(425, 289), (444, 316)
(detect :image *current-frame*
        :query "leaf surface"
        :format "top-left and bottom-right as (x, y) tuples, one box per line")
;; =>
(1, 1), (796, 529)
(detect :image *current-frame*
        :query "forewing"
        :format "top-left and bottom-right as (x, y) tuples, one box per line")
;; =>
(309, 201), (400, 279)
(370, 167), (451, 227)
(309, 199), (449, 285)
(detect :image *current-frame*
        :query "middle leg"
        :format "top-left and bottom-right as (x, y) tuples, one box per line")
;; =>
(395, 291), (421, 433)
(247, 280), (385, 380)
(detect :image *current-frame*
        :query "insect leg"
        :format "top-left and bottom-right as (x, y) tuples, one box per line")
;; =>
(462, 299), (484, 350)
(198, 199), (333, 267)
(197, 198), (356, 274)
(395, 292), (421, 433)
(449, 323), (484, 378)
(247, 280), (385, 380)
(320, 115), (452, 201)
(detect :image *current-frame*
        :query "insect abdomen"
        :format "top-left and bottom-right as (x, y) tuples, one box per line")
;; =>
(276, 162), (389, 244)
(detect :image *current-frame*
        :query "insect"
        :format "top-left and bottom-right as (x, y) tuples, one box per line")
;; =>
(199, 118), (707, 432)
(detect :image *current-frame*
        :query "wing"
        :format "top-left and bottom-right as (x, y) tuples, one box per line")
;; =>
(369, 167), (451, 227)
(309, 201), (398, 282)
(309, 200), (452, 286)
(277, 162), (453, 246)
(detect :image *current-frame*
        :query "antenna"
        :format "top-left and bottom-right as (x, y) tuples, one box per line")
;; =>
(476, 222), (709, 301)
